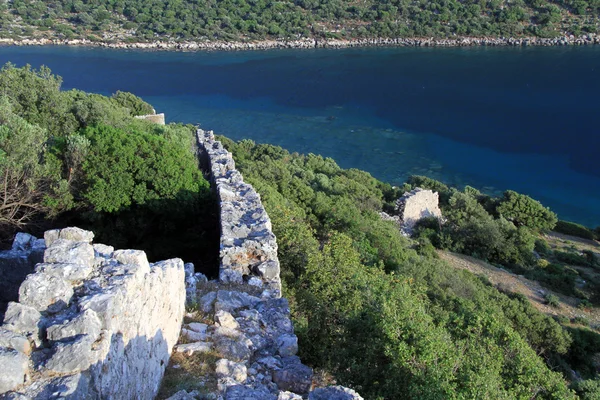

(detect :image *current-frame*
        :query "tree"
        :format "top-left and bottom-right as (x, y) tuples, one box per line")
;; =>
(496, 190), (557, 231)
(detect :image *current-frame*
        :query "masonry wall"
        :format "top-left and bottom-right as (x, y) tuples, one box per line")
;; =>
(0, 227), (185, 399)
(196, 129), (282, 296)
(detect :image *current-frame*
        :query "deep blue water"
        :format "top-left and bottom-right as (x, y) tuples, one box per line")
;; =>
(1, 45), (599, 226)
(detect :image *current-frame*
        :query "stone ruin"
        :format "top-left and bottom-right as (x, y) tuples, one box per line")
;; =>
(195, 129), (281, 296)
(0, 227), (185, 399)
(380, 188), (442, 235)
(0, 130), (362, 400)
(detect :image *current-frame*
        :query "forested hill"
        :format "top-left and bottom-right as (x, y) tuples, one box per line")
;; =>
(0, 0), (598, 43)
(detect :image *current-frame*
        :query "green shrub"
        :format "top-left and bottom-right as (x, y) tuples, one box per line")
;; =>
(496, 190), (557, 231)
(574, 315), (590, 326)
(545, 293), (561, 307)
(554, 220), (595, 240)
(555, 250), (590, 267)
(535, 238), (552, 256)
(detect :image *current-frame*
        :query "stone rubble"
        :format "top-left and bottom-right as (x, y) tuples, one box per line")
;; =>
(0, 34), (598, 51)
(0, 228), (186, 399)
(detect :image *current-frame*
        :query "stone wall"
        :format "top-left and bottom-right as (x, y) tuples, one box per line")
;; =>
(196, 129), (281, 296)
(0, 227), (186, 399)
(134, 113), (166, 125)
(395, 188), (442, 234)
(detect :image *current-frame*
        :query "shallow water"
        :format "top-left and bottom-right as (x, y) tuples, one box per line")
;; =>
(1, 45), (599, 226)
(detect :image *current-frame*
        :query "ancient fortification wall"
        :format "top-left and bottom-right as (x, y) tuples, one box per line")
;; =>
(396, 188), (442, 233)
(196, 129), (282, 296)
(0, 227), (185, 399)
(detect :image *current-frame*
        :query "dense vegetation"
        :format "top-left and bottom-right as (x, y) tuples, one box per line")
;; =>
(3, 64), (600, 399)
(0, 0), (598, 43)
(0, 63), (219, 273)
(219, 137), (600, 399)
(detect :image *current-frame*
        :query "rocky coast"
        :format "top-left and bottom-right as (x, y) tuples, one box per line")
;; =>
(0, 33), (598, 52)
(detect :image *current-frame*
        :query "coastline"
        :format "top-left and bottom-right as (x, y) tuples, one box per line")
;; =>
(0, 34), (598, 51)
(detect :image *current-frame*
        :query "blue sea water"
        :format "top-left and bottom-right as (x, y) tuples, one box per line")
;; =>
(0, 45), (599, 226)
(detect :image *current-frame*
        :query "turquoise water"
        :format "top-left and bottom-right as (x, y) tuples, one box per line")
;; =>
(1, 45), (599, 226)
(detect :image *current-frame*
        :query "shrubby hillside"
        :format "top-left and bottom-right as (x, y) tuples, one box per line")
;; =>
(0, 63), (219, 272)
(220, 137), (600, 399)
(2, 64), (600, 399)
(0, 0), (598, 42)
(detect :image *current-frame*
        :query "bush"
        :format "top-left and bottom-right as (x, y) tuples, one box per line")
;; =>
(496, 190), (557, 231)
(545, 293), (560, 307)
(554, 220), (595, 240)
(534, 238), (552, 256)
(555, 250), (590, 267)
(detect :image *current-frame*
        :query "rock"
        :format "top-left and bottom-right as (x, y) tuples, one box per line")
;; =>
(220, 269), (243, 285)
(35, 262), (94, 282)
(165, 390), (201, 400)
(44, 239), (94, 267)
(215, 310), (240, 330)
(272, 357), (313, 394)
(257, 356), (282, 370)
(46, 309), (102, 342)
(187, 322), (208, 334)
(174, 342), (213, 355)
(224, 385), (275, 400)
(247, 277), (264, 287)
(276, 334), (298, 357)
(215, 290), (260, 313)
(3, 302), (41, 336)
(112, 249), (150, 274)
(18, 272), (73, 313)
(200, 291), (217, 313)
(214, 336), (252, 362)
(93, 244), (114, 258)
(0, 329), (31, 354)
(215, 359), (247, 382)
(11, 232), (37, 251)
(56, 227), (94, 244)
(0, 348), (29, 394)
(395, 188), (442, 234)
(181, 328), (208, 342)
(254, 261), (280, 280)
(45, 334), (98, 373)
(308, 386), (364, 400)
(278, 392), (303, 400)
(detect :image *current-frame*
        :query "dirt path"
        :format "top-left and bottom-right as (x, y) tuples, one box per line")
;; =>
(438, 250), (600, 327)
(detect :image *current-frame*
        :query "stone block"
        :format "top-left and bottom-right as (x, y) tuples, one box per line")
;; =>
(46, 309), (102, 342)
(0, 348), (28, 394)
(215, 359), (247, 383)
(18, 272), (73, 313)
(44, 240), (94, 267)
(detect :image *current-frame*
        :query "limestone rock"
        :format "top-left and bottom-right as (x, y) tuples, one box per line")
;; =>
(35, 262), (94, 282)
(43, 240), (94, 267)
(254, 261), (280, 280)
(224, 385), (275, 400)
(93, 244), (114, 258)
(308, 386), (364, 400)
(214, 336), (252, 362)
(18, 272), (73, 313)
(165, 390), (201, 400)
(215, 310), (240, 330)
(219, 269), (244, 285)
(272, 357), (313, 394)
(395, 188), (442, 234)
(215, 290), (260, 313)
(45, 334), (98, 373)
(278, 392), (303, 400)
(276, 334), (298, 357)
(0, 329), (31, 355)
(11, 233), (37, 252)
(46, 309), (102, 342)
(112, 249), (150, 274)
(3, 302), (41, 336)
(0, 348), (28, 394)
(44, 228), (94, 247)
(175, 341), (213, 355)
(215, 359), (247, 383)
(200, 291), (217, 313)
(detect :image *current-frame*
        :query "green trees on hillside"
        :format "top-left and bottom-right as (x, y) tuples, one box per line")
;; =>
(1, 0), (597, 41)
(220, 137), (580, 399)
(0, 64), (218, 271)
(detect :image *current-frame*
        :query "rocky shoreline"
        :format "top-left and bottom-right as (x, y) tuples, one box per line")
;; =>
(0, 34), (598, 51)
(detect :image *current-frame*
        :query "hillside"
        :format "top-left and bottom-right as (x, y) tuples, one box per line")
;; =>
(3, 64), (600, 398)
(0, 0), (598, 44)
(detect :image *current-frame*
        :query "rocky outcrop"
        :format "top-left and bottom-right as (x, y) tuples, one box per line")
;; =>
(0, 227), (186, 399)
(395, 188), (442, 234)
(0, 34), (598, 51)
(196, 129), (281, 296)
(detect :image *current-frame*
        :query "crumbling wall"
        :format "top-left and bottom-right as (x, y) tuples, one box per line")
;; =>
(0, 227), (185, 399)
(395, 188), (442, 234)
(196, 129), (281, 296)
(0, 233), (45, 320)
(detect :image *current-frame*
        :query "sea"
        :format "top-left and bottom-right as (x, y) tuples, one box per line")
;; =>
(0, 45), (599, 226)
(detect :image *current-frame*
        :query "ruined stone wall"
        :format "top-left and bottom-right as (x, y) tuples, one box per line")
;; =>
(196, 129), (281, 296)
(0, 227), (185, 399)
(395, 188), (442, 234)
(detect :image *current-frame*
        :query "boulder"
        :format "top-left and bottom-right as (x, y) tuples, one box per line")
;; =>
(18, 272), (73, 313)
(45, 334), (98, 373)
(308, 386), (364, 400)
(272, 357), (312, 394)
(0, 329), (31, 354)
(46, 309), (102, 342)
(215, 310), (240, 330)
(44, 240), (94, 267)
(0, 348), (28, 394)
(276, 334), (298, 357)
(2, 302), (41, 337)
(215, 359), (247, 383)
